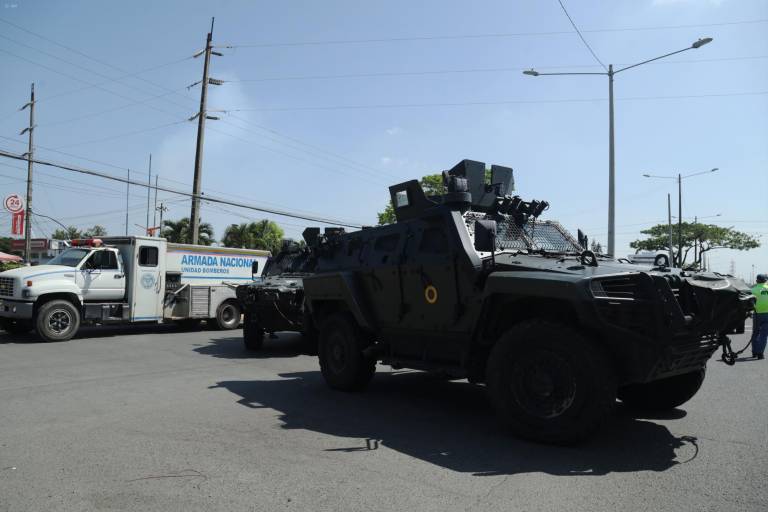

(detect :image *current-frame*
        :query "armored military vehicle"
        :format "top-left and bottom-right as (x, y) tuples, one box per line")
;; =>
(236, 229), (325, 353)
(302, 159), (754, 444)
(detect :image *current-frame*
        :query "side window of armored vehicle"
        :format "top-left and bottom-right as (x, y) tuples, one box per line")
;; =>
(372, 233), (400, 264)
(139, 246), (159, 267)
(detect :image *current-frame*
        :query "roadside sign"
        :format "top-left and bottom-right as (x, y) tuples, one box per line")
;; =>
(4, 194), (24, 213)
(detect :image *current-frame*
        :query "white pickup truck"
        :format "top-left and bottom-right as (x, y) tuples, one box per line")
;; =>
(0, 236), (269, 342)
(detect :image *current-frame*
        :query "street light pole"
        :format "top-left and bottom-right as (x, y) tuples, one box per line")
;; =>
(523, 37), (713, 258)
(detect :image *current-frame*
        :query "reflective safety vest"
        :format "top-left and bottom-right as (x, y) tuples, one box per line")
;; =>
(752, 283), (768, 314)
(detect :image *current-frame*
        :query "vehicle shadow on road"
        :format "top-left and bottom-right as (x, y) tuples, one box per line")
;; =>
(195, 332), (307, 359)
(212, 370), (698, 477)
(0, 323), (186, 344)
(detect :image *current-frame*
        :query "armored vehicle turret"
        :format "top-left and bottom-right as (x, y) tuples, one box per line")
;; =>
(302, 159), (754, 444)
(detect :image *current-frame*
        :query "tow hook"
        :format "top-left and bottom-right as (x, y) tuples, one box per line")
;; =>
(719, 334), (751, 366)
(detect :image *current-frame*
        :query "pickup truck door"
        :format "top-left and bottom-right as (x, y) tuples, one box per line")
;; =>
(77, 250), (126, 301)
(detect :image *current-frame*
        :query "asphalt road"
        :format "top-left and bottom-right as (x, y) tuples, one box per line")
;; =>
(0, 325), (765, 512)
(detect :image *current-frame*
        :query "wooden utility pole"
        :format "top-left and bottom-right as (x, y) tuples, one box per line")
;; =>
(189, 17), (222, 244)
(156, 202), (168, 238)
(152, 174), (159, 233)
(20, 83), (35, 260)
(125, 168), (130, 236)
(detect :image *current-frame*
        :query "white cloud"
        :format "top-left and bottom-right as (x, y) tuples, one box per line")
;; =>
(385, 126), (401, 136)
(380, 156), (392, 165)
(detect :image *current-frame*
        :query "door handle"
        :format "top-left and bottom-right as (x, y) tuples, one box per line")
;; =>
(114, 274), (124, 279)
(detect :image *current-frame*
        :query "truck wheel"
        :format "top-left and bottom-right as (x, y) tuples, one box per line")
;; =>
(243, 313), (264, 351)
(319, 314), (375, 391)
(215, 301), (241, 330)
(1, 319), (33, 336)
(35, 300), (80, 342)
(486, 320), (616, 444)
(618, 369), (705, 411)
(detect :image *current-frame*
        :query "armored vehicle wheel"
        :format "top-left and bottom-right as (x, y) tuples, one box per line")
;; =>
(243, 314), (264, 351)
(319, 314), (375, 391)
(618, 369), (705, 411)
(1, 319), (33, 335)
(35, 299), (80, 343)
(486, 320), (616, 444)
(215, 301), (241, 330)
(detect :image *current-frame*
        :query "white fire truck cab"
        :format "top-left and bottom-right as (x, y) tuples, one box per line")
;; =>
(0, 236), (268, 342)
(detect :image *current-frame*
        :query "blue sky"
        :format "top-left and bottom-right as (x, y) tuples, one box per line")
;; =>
(0, 0), (766, 279)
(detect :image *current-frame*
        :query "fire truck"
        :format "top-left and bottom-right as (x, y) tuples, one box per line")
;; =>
(0, 237), (268, 342)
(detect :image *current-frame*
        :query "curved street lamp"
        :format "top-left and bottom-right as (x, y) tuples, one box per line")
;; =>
(523, 37), (713, 257)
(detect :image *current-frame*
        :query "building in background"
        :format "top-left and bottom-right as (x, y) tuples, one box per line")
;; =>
(10, 238), (68, 265)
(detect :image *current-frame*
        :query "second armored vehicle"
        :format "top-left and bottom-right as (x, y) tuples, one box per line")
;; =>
(236, 229), (322, 353)
(302, 159), (754, 444)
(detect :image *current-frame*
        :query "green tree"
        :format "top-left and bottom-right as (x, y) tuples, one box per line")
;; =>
(377, 168), (497, 225)
(83, 225), (107, 237)
(52, 226), (83, 240)
(0, 237), (12, 253)
(161, 218), (214, 245)
(630, 222), (760, 269)
(221, 220), (284, 255)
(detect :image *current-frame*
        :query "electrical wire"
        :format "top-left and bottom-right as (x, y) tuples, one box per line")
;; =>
(223, 90), (768, 112)
(0, 148), (365, 228)
(219, 18), (768, 48)
(556, 0), (606, 71)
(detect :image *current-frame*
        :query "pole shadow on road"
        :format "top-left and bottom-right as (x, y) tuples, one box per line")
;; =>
(211, 371), (699, 477)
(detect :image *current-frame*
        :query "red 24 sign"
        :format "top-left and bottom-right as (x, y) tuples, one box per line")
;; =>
(4, 194), (24, 213)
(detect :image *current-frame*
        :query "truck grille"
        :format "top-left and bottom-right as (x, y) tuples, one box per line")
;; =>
(0, 277), (14, 297)
(190, 287), (210, 317)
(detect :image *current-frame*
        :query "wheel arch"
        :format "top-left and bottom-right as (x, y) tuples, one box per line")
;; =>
(33, 292), (82, 316)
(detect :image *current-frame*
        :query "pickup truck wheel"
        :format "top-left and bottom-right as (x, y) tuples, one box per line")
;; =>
(215, 301), (241, 330)
(1, 319), (33, 335)
(618, 368), (705, 411)
(486, 320), (616, 445)
(319, 314), (375, 391)
(242, 313), (264, 351)
(35, 300), (80, 342)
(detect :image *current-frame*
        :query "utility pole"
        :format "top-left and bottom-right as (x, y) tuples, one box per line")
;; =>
(607, 64), (615, 256)
(20, 83), (35, 261)
(156, 203), (168, 238)
(152, 174), (159, 234)
(693, 215), (698, 269)
(189, 17), (222, 244)
(125, 168), (130, 236)
(667, 193), (674, 266)
(146, 154), (152, 235)
(677, 173), (682, 268)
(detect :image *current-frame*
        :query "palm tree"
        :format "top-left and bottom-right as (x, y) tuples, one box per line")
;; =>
(161, 218), (214, 245)
(221, 220), (283, 254)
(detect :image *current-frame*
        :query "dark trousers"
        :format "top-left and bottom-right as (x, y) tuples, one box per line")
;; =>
(751, 313), (768, 356)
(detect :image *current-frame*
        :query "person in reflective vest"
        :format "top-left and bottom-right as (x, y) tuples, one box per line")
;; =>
(751, 274), (768, 360)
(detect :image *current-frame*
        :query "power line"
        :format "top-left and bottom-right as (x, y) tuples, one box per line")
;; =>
(223, 55), (768, 83)
(556, 0), (606, 71)
(52, 120), (188, 149)
(219, 18), (768, 48)
(0, 148), (365, 228)
(223, 90), (768, 112)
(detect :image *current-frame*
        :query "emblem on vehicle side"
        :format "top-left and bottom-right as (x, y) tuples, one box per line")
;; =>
(424, 285), (438, 304)
(141, 273), (156, 290)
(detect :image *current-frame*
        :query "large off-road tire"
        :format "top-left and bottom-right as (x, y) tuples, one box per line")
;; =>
(214, 301), (241, 330)
(0, 319), (33, 336)
(618, 368), (705, 411)
(486, 320), (616, 444)
(35, 299), (80, 343)
(319, 313), (375, 391)
(242, 313), (264, 351)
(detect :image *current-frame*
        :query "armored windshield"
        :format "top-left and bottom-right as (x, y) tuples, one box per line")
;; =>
(263, 250), (314, 276)
(464, 212), (582, 254)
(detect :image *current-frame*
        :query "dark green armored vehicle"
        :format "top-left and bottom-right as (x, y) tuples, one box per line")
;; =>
(236, 229), (323, 353)
(302, 159), (754, 444)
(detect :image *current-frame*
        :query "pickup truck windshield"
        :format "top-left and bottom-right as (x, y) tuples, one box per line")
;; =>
(47, 248), (91, 267)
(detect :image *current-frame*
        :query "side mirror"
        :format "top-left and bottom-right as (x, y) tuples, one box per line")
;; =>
(251, 261), (259, 276)
(473, 219), (497, 252)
